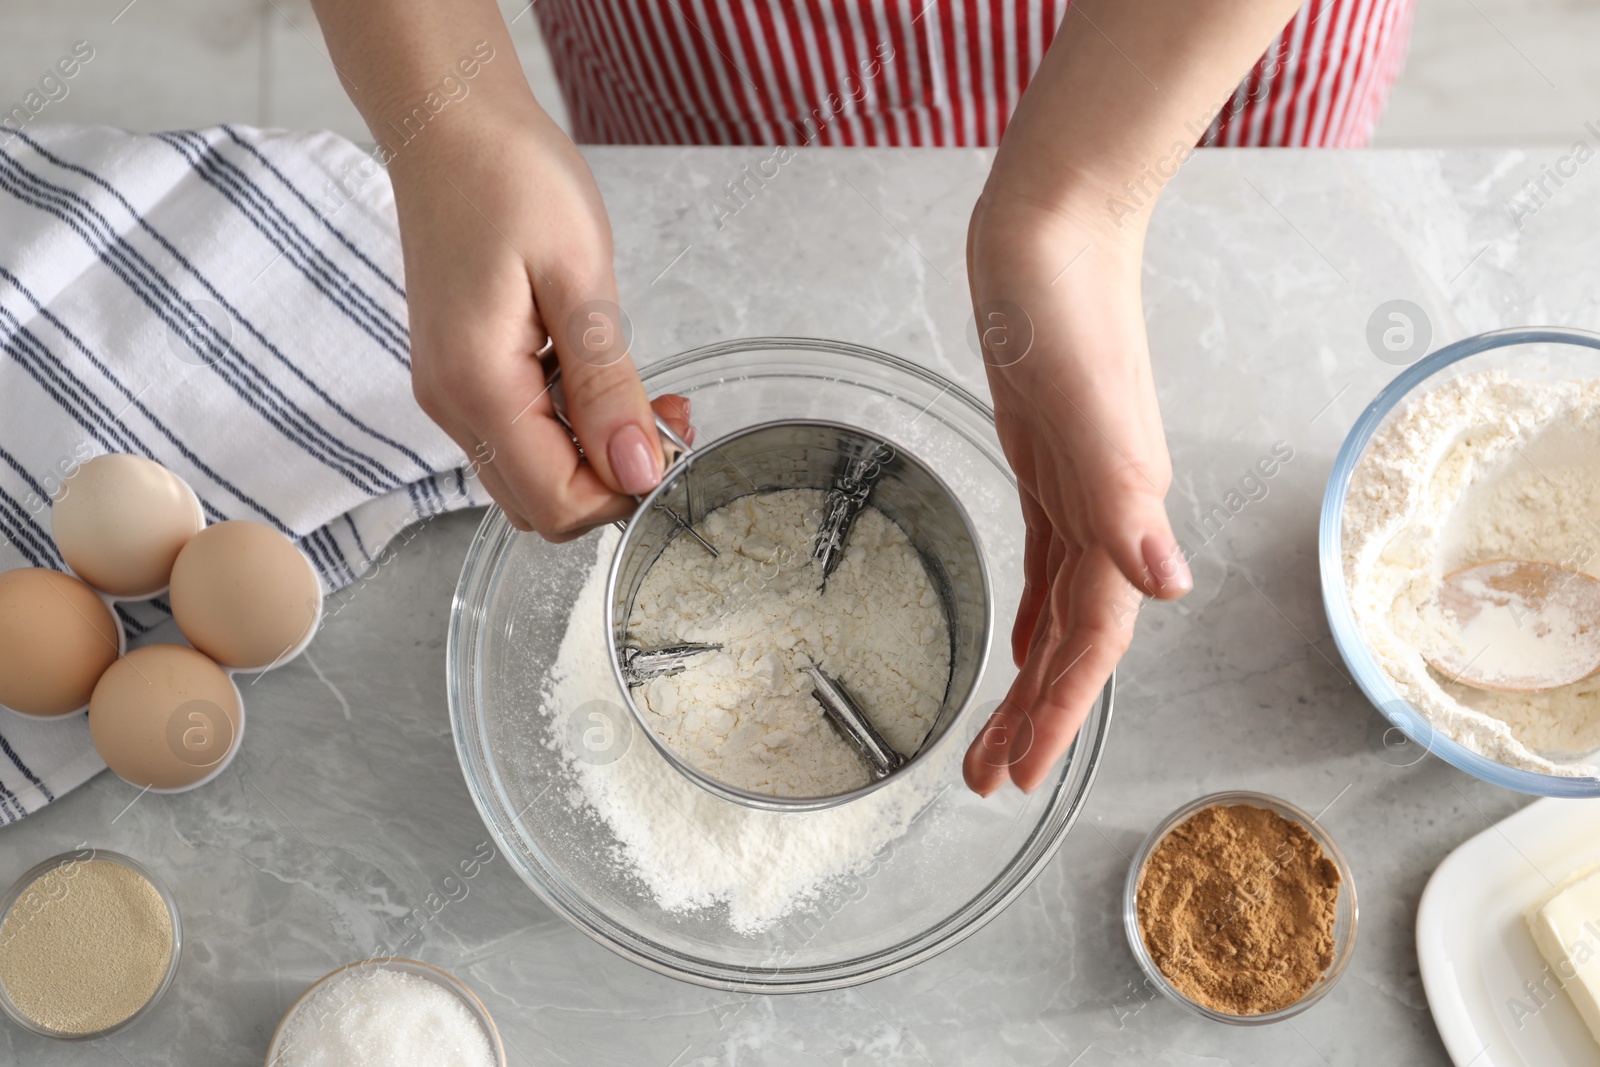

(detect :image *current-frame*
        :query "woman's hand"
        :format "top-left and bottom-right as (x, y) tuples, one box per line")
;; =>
(962, 190), (1192, 796)
(957, 0), (1305, 797)
(390, 96), (682, 539)
(307, 0), (689, 538)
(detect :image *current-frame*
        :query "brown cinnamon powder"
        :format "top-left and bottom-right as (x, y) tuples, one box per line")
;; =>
(1135, 802), (1341, 1015)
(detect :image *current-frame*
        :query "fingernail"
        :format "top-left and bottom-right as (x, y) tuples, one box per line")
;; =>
(685, 425), (697, 446)
(608, 423), (661, 495)
(1142, 535), (1193, 594)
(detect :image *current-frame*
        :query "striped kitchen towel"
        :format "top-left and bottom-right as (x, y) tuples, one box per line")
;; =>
(0, 122), (489, 824)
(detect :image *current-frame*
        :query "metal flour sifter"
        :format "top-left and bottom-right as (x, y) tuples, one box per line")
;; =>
(602, 419), (991, 812)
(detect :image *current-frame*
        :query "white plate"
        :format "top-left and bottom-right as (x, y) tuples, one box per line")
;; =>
(1418, 797), (1600, 1066)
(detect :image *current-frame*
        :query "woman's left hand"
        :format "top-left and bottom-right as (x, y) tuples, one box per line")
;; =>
(962, 188), (1192, 797)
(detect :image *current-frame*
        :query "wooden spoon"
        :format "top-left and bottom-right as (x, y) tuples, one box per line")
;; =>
(1422, 559), (1600, 693)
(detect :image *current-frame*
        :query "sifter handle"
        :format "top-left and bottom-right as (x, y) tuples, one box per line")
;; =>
(534, 341), (715, 555)
(535, 339), (692, 473)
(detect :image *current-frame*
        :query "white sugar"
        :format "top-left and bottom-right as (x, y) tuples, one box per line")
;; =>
(276, 969), (494, 1067)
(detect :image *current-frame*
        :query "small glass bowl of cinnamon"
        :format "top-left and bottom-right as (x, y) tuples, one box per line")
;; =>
(1122, 790), (1358, 1024)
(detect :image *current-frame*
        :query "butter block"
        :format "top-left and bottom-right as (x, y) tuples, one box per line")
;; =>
(1526, 864), (1600, 1049)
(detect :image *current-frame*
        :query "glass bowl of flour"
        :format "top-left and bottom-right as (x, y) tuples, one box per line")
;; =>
(1322, 327), (1600, 796)
(448, 337), (1113, 991)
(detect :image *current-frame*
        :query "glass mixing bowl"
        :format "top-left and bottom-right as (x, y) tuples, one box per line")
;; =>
(1320, 327), (1600, 797)
(448, 337), (1113, 991)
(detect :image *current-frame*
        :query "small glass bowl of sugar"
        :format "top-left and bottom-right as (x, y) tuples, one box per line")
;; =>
(265, 957), (505, 1067)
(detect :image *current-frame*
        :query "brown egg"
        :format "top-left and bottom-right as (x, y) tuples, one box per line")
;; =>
(89, 644), (243, 790)
(168, 521), (321, 670)
(0, 569), (121, 717)
(51, 454), (205, 597)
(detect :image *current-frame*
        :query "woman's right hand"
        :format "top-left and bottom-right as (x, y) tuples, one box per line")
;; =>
(389, 96), (686, 539)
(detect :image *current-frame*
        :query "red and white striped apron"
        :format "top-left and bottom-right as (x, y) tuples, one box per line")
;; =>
(534, 0), (1416, 148)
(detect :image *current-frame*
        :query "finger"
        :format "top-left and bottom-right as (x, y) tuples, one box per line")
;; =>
(1007, 546), (1133, 793)
(1011, 490), (1051, 669)
(476, 459), (533, 532)
(413, 345), (539, 531)
(428, 407), (536, 532)
(963, 668), (1048, 796)
(967, 528), (1076, 796)
(448, 346), (637, 537)
(1054, 362), (1192, 600)
(536, 269), (662, 497)
(964, 701), (1027, 796)
(651, 394), (694, 445)
(965, 611), (1061, 796)
(528, 391), (694, 541)
(1080, 462), (1193, 600)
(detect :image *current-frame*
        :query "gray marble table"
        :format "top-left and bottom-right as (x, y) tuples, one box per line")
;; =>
(4, 145), (1592, 1066)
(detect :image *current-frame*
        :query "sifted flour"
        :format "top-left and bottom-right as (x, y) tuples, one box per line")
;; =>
(1343, 370), (1600, 775)
(540, 528), (956, 933)
(627, 488), (949, 797)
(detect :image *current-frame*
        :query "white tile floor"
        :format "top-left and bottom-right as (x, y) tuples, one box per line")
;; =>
(0, 0), (1596, 144)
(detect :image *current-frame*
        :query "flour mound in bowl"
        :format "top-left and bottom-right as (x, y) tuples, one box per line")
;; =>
(539, 528), (956, 934)
(627, 488), (950, 797)
(1342, 370), (1600, 776)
